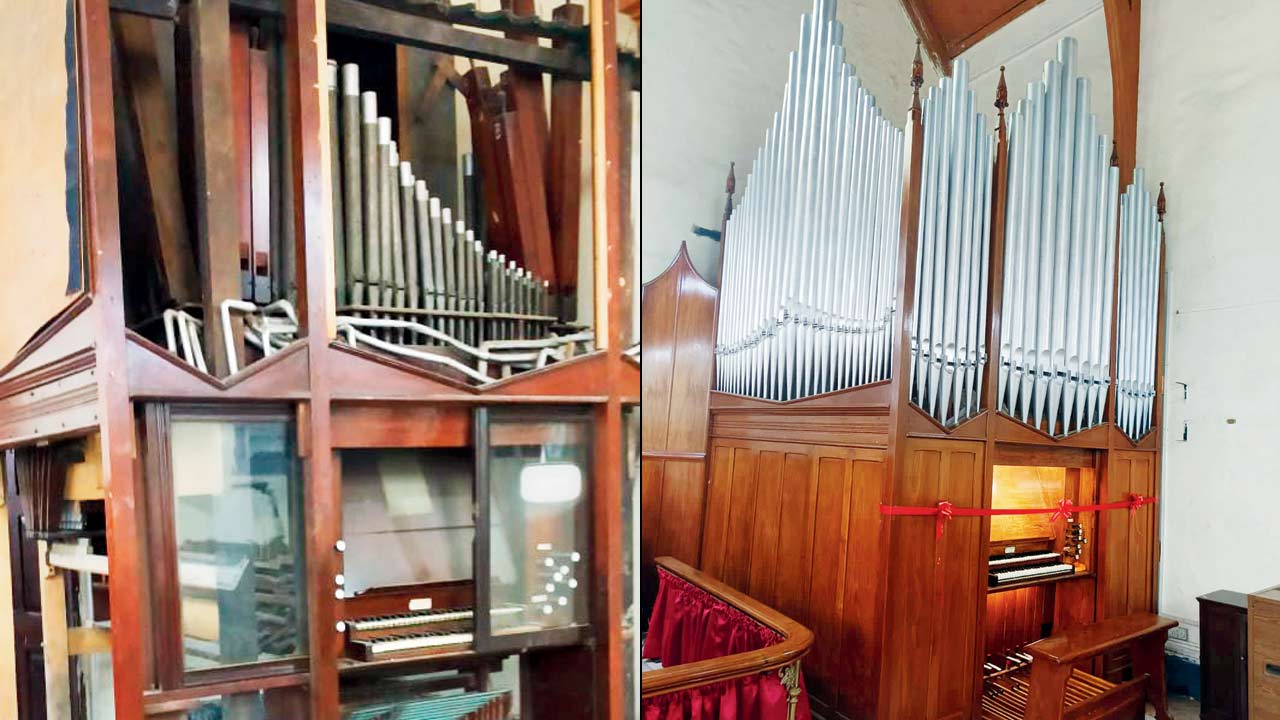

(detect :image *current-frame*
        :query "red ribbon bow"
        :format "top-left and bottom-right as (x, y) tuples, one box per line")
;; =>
(1050, 498), (1075, 524)
(935, 501), (953, 540)
(1129, 493), (1147, 518)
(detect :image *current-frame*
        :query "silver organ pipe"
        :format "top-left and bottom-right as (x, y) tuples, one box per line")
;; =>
(715, 0), (903, 401)
(1116, 171), (1162, 440)
(997, 38), (1118, 437)
(909, 58), (994, 427)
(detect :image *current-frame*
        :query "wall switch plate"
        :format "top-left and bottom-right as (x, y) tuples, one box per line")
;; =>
(1169, 627), (1189, 641)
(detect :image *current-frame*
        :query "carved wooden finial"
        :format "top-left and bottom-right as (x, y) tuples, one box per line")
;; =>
(995, 66), (1008, 114)
(911, 40), (924, 91)
(1157, 182), (1166, 221)
(1110, 141), (1119, 168)
(725, 162), (736, 196)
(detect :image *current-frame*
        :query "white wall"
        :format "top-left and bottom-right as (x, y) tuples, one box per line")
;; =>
(960, 0), (1112, 138)
(1138, 0), (1280, 629)
(641, 0), (936, 285)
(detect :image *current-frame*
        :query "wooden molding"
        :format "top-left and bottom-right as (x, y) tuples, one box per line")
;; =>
(1103, 0), (1140, 185)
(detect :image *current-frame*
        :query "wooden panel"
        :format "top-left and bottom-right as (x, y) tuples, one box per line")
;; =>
(985, 585), (1052, 657)
(990, 465), (1066, 543)
(330, 403), (469, 448)
(0, 479), (18, 720)
(710, 409), (891, 448)
(639, 243), (717, 608)
(880, 437), (985, 720)
(1099, 450), (1157, 621)
(900, 0), (1047, 70)
(698, 437), (887, 711)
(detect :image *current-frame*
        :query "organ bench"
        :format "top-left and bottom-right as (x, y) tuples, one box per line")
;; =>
(982, 613), (1177, 720)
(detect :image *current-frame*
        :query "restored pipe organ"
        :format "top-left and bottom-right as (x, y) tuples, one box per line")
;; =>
(668, 0), (1169, 717)
(0, 1), (638, 719)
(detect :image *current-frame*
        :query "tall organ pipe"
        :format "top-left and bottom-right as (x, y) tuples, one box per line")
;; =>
(714, 0), (903, 401)
(1115, 171), (1161, 440)
(997, 37), (1118, 437)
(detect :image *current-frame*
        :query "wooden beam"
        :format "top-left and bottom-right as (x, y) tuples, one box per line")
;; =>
(897, 0), (948, 73)
(46, 543), (110, 576)
(184, 0), (244, 376)
(0, 481), (18, 720)
(80, 0), (148, 716)
(1103, 0), (1140, 185)
(112, 13), (199, 306)
(68, 626), (114, 656)
(38, 541), (72, 720)
(589, 1), (624, 718)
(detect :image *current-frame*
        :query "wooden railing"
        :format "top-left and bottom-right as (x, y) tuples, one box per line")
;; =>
(641, 557), (814, 701)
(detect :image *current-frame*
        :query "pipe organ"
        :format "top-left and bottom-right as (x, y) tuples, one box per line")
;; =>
(1116, 171), (1164, 441)
(684, 1), (1171, 717)
(715, 0), (904, 401)
(997, 38), (1119, 438)
(911, 58), (994, 427)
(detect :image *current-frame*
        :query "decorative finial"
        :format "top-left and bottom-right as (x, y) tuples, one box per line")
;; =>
(725, 162), (736, 195)
(911, 40), (924, 91)
(995, 66), (1008, 114)
(1157, 182), (1166, 221)
(1110, 141), (1119, 168)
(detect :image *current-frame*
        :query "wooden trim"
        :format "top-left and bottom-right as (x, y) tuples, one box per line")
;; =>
(143, 404), (183, 689)
(68, 626), (114, 656)
(0, 294), (93, 382)
(944, 0), (1048, 59)
(38, 540), (73, 718)
(641, 450), (705, 463)
(0, 479), (18, 720)
(897, 0), (948, 73)
(143, 671), (309, 712)
(640, 557), (814, 698)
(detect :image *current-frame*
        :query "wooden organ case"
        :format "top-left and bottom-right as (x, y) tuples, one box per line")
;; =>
(0, 0), (638, 719)
(677, 2), (1169, 718)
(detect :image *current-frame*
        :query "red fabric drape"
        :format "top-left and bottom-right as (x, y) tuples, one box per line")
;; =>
(642, 569), (811, 720)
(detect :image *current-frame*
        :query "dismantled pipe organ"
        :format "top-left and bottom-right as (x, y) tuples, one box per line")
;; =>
(996, 38), (1119, 437)
(715, 0), (904, 401)
(324, 61), (589, 384)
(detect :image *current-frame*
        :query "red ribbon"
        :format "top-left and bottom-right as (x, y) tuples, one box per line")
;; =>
(880, 494), (1157, 539)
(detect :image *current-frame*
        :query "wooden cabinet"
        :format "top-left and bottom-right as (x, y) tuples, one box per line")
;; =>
(1199, 590), (1249, 720)
(1250, 586), (1280, 720)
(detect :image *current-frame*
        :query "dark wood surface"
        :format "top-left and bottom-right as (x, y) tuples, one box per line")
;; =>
(1199, 590), (1249, 720)
(899, 0), (1047, 71)
(1026, 613), (1176, 665)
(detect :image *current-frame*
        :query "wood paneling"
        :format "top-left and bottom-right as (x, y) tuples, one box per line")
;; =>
(1099, 450), (1157, 620)
(700, 437), (887, 711)
(640, 243), (718, 615)
(710, 409), (890, 448)
(985, 584), (1053, 657)
(900, 0), (1047, 71)
(880, 437), (985, 720)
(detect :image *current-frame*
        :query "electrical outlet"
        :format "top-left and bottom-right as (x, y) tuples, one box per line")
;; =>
(1169, 627), (1189, 641)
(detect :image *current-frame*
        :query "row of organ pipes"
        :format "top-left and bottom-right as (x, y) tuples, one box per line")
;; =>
(716, 0), (902, 402)
(715, 10), (1166, 440)
(326, 62), (590, 385)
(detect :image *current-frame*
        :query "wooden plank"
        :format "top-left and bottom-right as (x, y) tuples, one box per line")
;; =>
(112, 13), (198, 305)
(745, 450), (783, 605)
(720, 446), (759, 592)
(548, 3), (585, 303)
(38, 542), (72, 719)
(68, 627), (113, 656)
(772, 451), (816, 626)
(654, 460), (704, 567)
(185, 0), (244, 376)
(249, 43), (273, 303)
(805, 451), (852, 705)
(0, 480), (18, 720)
(1103, 0), (1140, 185)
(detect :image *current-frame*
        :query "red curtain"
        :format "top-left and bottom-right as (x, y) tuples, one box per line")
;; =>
(642, 569), (811, 720)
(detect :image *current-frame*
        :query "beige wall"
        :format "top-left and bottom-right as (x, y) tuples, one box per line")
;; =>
(0, 0), (81, 368)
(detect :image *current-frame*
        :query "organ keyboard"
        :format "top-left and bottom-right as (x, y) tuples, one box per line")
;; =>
(345, 606), (524, 661)
(988, 551), (1075, 587)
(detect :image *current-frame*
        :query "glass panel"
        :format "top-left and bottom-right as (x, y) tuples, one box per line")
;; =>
(165, 686), (307, 719)
(341, 448), (474, 594)
(170, 418), (306, 670)
(486, 411), (591, 636)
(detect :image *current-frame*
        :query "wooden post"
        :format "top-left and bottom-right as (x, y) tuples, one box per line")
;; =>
(38, 542), (72, 720)
(185, 0), (245, 376)
(873, 41), (926, 718)
(79, 0), (147, 716)
(283, 0), (339, 717)
(0, 481), (18, 720)
(589, 0), (624, 717)
(1102, 0), (1140, 185)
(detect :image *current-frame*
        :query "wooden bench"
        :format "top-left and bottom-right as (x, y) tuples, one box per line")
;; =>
(1024, 613), (1178, 720)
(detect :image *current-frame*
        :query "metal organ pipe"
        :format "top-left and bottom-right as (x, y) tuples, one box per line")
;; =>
(715, 0), (904, 401)
(1116, 171), (1162, 440)
(997, 38), (1118, 437)
(907, 58), (994, 427)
